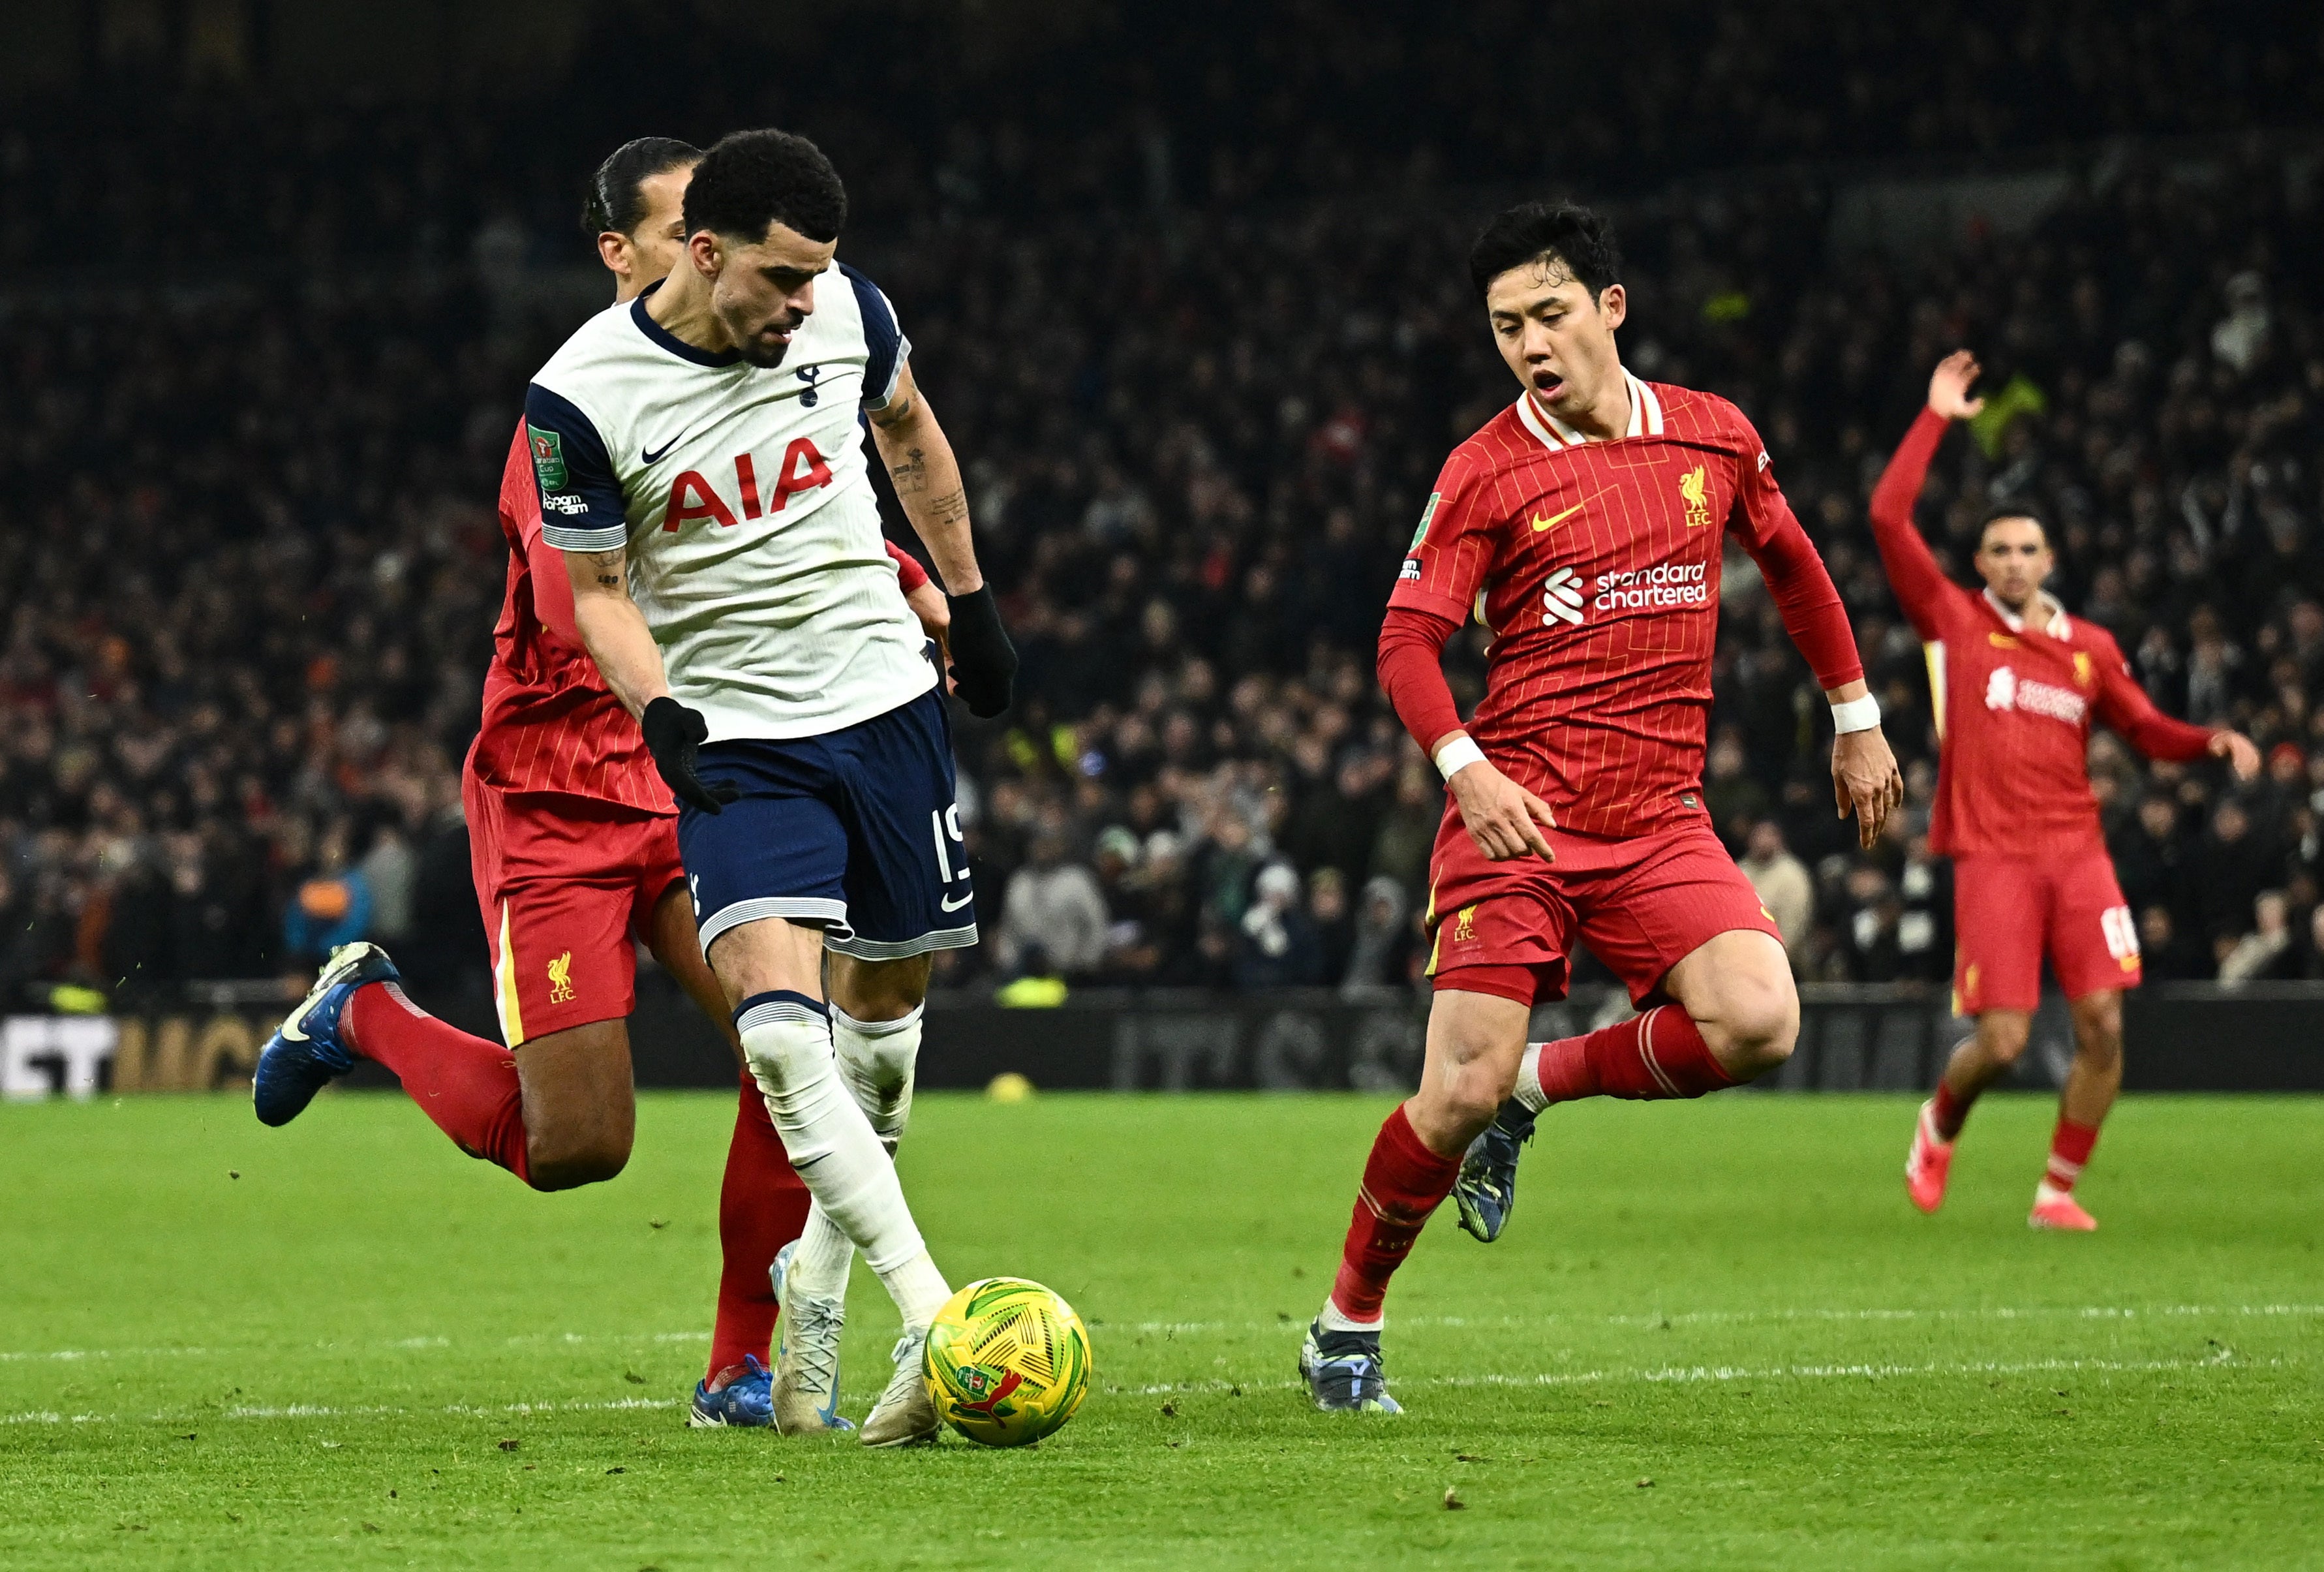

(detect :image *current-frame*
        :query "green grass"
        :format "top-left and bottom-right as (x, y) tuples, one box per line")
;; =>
(3, 1090), (2319, 1570)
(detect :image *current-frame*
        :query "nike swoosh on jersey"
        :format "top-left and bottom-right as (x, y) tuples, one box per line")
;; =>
(1531, 499), (1590, 532)
(940, 891), (975, 912)
(642, 435), (683, 463)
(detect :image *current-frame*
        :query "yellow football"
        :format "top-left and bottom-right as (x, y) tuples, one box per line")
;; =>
(921, 1277), (1092, 1447)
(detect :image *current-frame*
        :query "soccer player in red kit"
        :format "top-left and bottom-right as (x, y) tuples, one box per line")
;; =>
(1299, 201), (1904, 1412)
(1876, 351), (2257, 1231)
(251, 138), (951, 1428)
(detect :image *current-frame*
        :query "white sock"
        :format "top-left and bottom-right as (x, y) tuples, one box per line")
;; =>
(783, 1203), (855, 1306)
(737, 992), (947, 1324)
(1318, 1297), (1383, 1334)
(1512, 1043), (1549, 1113)
(832, 1002), (922, 1143)
(883, 1248), (951, 1331)
(786, 1004), (924, 1307)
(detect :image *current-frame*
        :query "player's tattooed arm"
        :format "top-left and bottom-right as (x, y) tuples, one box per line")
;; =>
(583, 548), (628, 595)
(564, 542), (673, 718)
(867, 361), (985, 593)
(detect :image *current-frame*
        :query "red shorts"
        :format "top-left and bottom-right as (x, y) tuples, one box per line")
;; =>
(1951, 846), (2140, 1013)
(463, 773), (686, 1048)
(1424, 811), (1782, 1008)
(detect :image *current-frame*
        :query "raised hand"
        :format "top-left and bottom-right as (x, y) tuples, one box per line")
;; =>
(1929, 350), (1985, 422)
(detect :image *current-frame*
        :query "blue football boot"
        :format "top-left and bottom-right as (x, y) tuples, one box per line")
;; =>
(1454, 1098), (1537, 1242)
(1298, 1319), (1402, 1414)
(252, 942), (399, 1127)
(688, 1354), (774, 1428)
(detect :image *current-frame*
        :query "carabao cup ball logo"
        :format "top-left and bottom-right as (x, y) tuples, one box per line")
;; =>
(921, 1277), (1093, 1447)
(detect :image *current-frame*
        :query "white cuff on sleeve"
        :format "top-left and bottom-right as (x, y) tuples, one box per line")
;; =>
(1433, 735), (1486, 780)
(1830, 694), (1882, 734)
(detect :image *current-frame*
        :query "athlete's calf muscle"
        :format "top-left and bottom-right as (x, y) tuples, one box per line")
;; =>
(514, 1017), (637, 1189)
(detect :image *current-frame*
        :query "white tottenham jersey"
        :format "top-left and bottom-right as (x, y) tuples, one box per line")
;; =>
(525, 262), (936, 741)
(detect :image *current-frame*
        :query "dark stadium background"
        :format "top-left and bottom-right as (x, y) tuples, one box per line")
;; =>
(3, 0), (2323, 1092)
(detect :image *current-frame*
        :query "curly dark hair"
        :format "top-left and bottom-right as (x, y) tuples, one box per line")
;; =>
(680, 128), (848, 245)
(1467, 200), (1623, 305)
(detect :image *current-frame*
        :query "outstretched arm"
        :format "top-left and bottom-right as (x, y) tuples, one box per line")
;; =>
(2094, 651), (2261, 777)
(1869, 351), (1979, 642)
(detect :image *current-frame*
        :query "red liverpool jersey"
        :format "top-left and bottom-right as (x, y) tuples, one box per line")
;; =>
(466, 421), (673, 813)
(1870, 407), (2212, 858)
(1390, 373), (1861, 839)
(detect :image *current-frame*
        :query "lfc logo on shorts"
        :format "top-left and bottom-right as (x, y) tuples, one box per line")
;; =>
(1677, 465), (1711, 529)
(547, 951), (575, 1004)
(1450, 904), (1480, 944)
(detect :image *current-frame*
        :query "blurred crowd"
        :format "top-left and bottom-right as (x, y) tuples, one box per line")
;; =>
(3, 22), (2323, 1004)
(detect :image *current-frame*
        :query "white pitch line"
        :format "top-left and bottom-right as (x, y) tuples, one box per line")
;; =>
(3, 1351), (2286, 1426)
(8, 1394), (688, 1426)
(1119, 1351), (2286, 1397)
(1122, 1302), (2324, 1338)
(5, 1302), (2317, 1370)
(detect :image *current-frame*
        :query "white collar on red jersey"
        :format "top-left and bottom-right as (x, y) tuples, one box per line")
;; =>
(1517, 369), (1664, 450)
(1985, 586), (2070, 640)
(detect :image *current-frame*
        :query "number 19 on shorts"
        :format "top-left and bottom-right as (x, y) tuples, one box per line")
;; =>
(932, 806), (974, 913)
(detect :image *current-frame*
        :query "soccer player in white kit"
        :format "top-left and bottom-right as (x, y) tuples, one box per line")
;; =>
(522, 129), (1017, 1446)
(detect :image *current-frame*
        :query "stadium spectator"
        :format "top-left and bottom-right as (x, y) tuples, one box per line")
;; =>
(2136, 905), (2210, 983)
(2218, 891), (2299, 985)
(1739, 820), (1814, 968)
(1339, 876), (1415, 996)
(996, 833), (1109, 978)
(3, 69), (2322, 1002)
(1234, 863), (1324, 989)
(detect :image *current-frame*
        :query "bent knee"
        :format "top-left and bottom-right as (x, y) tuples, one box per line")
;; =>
(1980, 1021), (2034, 1067)
(1413, 1055), (1515, 1148)
(527, 1133), (632, 1192)
(1701, 984), (1798, 1079)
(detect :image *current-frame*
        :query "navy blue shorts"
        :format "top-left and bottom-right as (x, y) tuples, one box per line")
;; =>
(679, 688), (978, 962)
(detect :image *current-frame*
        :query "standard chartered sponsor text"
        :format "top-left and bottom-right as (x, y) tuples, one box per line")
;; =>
(1593, 559), (1709, 612)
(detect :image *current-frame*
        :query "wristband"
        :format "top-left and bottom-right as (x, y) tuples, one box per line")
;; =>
(1433, 735), (1486, 780)
(1830, 694), (1882, 734)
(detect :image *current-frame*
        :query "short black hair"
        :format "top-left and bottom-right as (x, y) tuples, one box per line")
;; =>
(580, 137), (700, 239)
(681, 129), (848, 245)
(1977, 500), (2051, 547)
(1467, 200), (1623, 305)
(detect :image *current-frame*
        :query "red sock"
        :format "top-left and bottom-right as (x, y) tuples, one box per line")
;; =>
(706, 1072), (812, 1385)
(1529, 1006), (1736, 1104)
(1326, 1105), (1461, 1325)
(2044, 1117), (2100, 1193)
(1930, 1079), (1972, 1142)
(345, 981), (532, 1185)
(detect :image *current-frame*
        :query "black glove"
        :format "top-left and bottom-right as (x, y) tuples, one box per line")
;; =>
(945, 585), (1018, 718)
(640, 697), (740, 814)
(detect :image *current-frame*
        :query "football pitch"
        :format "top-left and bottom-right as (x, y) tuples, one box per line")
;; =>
(3, 1091), (2318, 1570)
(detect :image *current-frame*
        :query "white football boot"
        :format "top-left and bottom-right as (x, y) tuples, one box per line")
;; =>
(858, 1326), (940, 1447)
